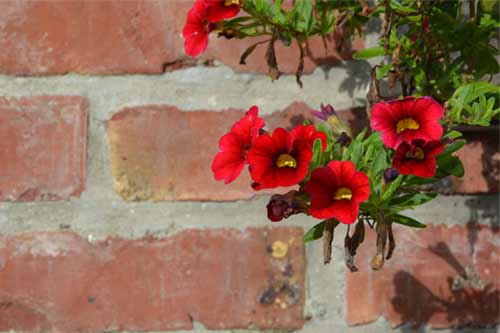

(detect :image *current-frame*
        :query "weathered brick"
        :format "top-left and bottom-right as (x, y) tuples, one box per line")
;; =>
(450, 130), (499, 194)
(0, 227), (305, 331)
(0, 0), (363, 75)
(346, 224), (499, 329)
(0, 96), (87, 201)
(108, 102), (366, 201)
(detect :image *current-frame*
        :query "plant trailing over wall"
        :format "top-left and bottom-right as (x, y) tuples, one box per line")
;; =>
(183, 0), (499, 270)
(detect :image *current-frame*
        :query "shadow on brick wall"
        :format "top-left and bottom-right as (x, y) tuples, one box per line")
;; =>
(392, 240), (499, 332)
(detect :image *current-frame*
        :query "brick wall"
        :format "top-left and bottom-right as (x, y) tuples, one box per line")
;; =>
(0, 1), (498, 333)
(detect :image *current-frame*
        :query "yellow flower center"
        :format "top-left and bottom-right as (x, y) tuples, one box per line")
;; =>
(396, 117), (420, 134)
(276, 154), (297, 168)
(405, 147), (425, 160)
(224, 0), (239, 6)
(334, 187), (352, 201)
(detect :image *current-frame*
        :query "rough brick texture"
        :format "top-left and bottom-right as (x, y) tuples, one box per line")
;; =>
(0, 227), (305, 331)
(346, 224), (499, 329)
(108, 102), (367, 201)
(0, 96), (87, 201)
(450, 130), (499, 194)
(0, 0), (363, 75)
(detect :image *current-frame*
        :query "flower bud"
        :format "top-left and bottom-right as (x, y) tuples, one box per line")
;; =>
(383, 168), (399, 183)
(311, 103), (336, 121)
(335, 132), (352, 147)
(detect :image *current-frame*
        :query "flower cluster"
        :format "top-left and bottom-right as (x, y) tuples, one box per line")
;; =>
(370, 96), (445, 178)
(212, 105), (372, 226)
(182, 0), (241, 57)
(212, 96), (463, 270)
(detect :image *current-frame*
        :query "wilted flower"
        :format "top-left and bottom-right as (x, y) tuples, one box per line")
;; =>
(266, 190), (308, 222)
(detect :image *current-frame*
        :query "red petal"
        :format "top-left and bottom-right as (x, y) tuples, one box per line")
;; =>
(370, 101), (399, 148)
(218, 132), (243, 152)
(414, 97), (444, 121)
(425, 140), (445, 158)
(211, 151), (245, 184)
(339, 160), (356, 185)
(231, 105), (265, 142)
(205, 0), (241, 22)
(350, 171), (370, 202)
(331, 200), (359, 224)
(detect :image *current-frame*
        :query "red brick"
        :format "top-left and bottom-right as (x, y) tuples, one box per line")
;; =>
(450, 130), (499, 194)
(346, 224), (499, 329)
(0, 1), (363, 75)
(0, 96), (87, 201)
(108, 102), (366, 201)
(0, 227), (305, 331)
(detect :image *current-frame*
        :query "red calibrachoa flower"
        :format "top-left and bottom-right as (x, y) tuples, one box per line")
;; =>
(392, 139), (445, 178)
(205, 0), (242, 22)
(182, 1), (213, 57)
(292, 124), (327, 151)
(370, 96), (444, 149)
(247, 128), (318, 190)
(183, 0), (242, 57)
(211, 106), (265, 184)
(305, 160), (370, 224)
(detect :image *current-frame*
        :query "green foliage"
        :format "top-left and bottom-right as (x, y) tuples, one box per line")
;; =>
(448, 82), (500, 126)
(304, 220), (339, 243)
(391, 214), (427, 228)
(353, 46), (385, 60)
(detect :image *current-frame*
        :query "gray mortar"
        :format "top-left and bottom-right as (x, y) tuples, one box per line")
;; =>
(0, 62), (498, 333)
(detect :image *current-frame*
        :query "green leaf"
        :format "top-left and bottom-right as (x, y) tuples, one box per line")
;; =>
(369, 148), (388, 178)
(381, 175), (403, 202)
(443, 130), (463, 140)
(391, 214), (427, 228)
(304, 220), (339, 243)
(436, 154), (465, 177)
(390, 192), (438, 212)
(353, 46), (385, 59)
(291, 0), (315, 35)
(441, 139), (466, 156)
(376, 64), (393, 79)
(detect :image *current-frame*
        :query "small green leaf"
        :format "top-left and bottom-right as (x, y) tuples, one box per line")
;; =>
(381, 175), (403, 202)
(304, 220), (339, 243)
(353, 46), (385, 59)
(441, 139), (466, 156)
(391, 214), (427, 228)
(376, 64), (393, 79)
(369, 148), (388, 178)
(390, 192), (437, 212)
(443, 130), (463, 140)
(437, 154), (465, 177)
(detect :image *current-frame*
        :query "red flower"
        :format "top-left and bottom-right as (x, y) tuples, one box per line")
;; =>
(182, 1), (214, 57)
(247, 128), (313, 190)
(292, 125), (327, 152)
(211, 106), (265, 184)
(392, 139), (445, 178)
(205, 0), (241, 22)
(370, 96), (444, 149)
(305, 160), (370, 224)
